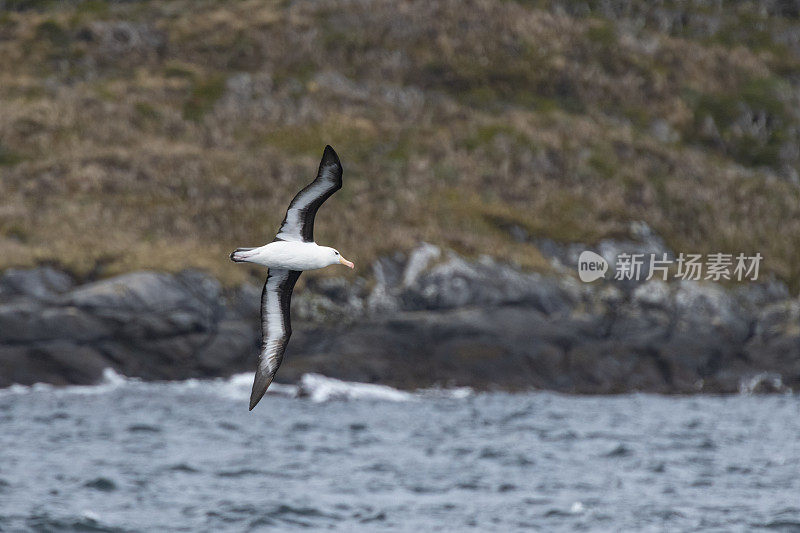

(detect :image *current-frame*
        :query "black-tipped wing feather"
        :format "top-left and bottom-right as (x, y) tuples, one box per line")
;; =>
(250, 268), (302, 410)
(274, 145), (342, 243)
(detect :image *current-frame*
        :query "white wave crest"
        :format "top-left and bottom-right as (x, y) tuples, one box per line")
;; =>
(0, 368), (133, 397)
(418, 386), (474, 400)
(298, 373), (415, 402)
(0, 368), (472, 403)
(203, 372), (299, 402)
(739, 372), (790, 394)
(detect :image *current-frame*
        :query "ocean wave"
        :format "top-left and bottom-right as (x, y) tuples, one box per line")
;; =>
(298, 373), (414, 402)
(739, 372), (791, 394)
(0, 368), (131, 397)
(168, 372), (300, 402)
(0, 369), (472, 403)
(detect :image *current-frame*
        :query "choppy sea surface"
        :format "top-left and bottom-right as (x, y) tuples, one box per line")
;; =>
(1, 372), (799, 532)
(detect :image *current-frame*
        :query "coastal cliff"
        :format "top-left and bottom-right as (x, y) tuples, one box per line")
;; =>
(2, 244), (797, 394)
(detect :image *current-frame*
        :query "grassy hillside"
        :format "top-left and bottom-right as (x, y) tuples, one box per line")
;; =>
(1, 0), (800, 287)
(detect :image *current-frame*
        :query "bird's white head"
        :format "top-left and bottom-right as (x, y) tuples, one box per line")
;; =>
(324, 247), (354, 269)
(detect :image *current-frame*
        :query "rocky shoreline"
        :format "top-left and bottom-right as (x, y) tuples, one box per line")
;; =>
(1, 243), (798, 394)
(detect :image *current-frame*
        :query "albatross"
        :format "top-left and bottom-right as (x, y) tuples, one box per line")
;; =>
(230, 145), (354, 410)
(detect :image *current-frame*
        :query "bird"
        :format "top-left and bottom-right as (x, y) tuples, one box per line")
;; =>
(230, 145), (354, 410)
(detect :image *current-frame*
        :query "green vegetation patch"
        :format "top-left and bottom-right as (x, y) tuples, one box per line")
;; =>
(0, 145), (23, 166)
(419, 44), (583, 113)
(585, 19), (617, 48)
(35, 18), (69, 47)
(685, 77), (794, 169)
(461, 124), (532, 152)
(440, 188), (612, 246)
(260, 120), (381, 164)
(3, 0), (800, 288)
(3, 0), (56, 11)
(183, 75), (226, 121)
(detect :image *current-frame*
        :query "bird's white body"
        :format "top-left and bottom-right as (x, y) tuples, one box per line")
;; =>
(232, 241), (342, 270)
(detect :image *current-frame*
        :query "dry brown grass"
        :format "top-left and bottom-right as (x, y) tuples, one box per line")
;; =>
(1, 0), (800, 288)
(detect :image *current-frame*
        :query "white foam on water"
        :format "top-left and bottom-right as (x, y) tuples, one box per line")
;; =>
(418, 386), (474, 400)
(208, 373), (460, 403)
(0, 368), (132, 397)
(3, 383), (32, 395)
(0, 368), (473, 403)
(570, 501), (585, 514)
(155, 373), (413, 403)
(739, 372), (789, 394)
(80, 510), (102, 522)
(59, 368), (136, 396)
(298, 373), (415, 402)
(203, 372), (299, 402)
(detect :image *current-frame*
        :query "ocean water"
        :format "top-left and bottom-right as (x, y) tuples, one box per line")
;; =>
(1, 373), (799, 532)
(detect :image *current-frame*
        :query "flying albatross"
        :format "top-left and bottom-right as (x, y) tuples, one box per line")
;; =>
(230, 145), (354, 410)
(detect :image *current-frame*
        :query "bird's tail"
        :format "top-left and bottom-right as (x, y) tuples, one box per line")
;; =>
(230, 247), (255, 263)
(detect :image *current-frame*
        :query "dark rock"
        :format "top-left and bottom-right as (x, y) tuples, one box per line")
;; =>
(0, 345), (37, 387)
(1, 243), (800, 394)
(194, 320), (255, 376)
(0, 301), (44, 343)
(0, 302), (109, 344)
(227, 282), (261, 322)
(0, 342), (110, 386)
(366, 244), (578, 315)
(0, 267), (74, 301)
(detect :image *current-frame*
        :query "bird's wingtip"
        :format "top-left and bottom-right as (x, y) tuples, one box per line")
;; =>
(321, 144), (340, 166)
(249, 389), (264, 411)
(249, 393), (261, 411)
(249, 370), (273, 411)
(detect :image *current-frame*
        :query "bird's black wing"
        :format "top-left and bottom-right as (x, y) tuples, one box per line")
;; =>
(274, 145), (342, 243)
(250, 268), (302, 410)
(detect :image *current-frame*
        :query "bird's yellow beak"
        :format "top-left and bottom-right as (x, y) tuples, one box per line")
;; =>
(339, 256), (354, 269)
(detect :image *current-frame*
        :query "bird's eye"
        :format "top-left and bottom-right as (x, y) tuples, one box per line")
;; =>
(335, 251), (339, 256)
